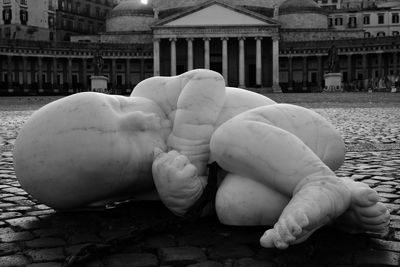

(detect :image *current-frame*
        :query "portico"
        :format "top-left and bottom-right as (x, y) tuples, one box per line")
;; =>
(152, 1), (281, 92)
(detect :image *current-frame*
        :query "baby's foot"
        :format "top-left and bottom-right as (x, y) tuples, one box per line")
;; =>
(260, 176), (351, 249)
(260, 209), (323, 249)
(152, 148), (207, 216)
(336, 180), (390, 235)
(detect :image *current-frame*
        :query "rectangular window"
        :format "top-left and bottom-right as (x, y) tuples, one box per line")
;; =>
(378, 14), (385, 24)
(392, 13), (399, 23)
(3, 0), (10, 4)
(328, 17), (333, 27)
(348, 17), (357, 28)
(20, 0), (27, 5)
(335, 17), (343, 26)
(3, 8), (12, 24)
(20, 10), (28, 25)
(363, 15), (370, 25)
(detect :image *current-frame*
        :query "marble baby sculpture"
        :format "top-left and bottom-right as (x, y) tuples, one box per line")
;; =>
(14, 69), (390, 249)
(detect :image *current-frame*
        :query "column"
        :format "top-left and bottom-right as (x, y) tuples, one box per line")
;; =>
(125, 58), (131, 89)
(187, 38), (193, 71)
(111, 58), (116, 93)
(38, 57), (43, 91)
(52, 58), (58, 90)
(140, 58), (145, 81)
(67, 58), (72, 92)
(393, 52), (398, 75)
(238, 37), (245, 88)
(302, 56), (308, 91)
(22, 56), (28, 90)
(288, 56), (293, 91)
(170, 37), (177, 76)
(7, 55), (12, 89)
(362, 53), (368, 90)
(221, 37), (228, 83)
(153, 38), (160, 76)
(204, 37), (210, 69)
(317, 55), (323, 90)
(377, 52), (383, 77)
(347, 54), (353, 83)
(272, 36), (281, 92)
(255, 37), (263, 87)
(82, 58), (87, 91)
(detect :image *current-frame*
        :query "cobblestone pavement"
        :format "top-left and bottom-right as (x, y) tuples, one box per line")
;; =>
(0, 98), (400, 267)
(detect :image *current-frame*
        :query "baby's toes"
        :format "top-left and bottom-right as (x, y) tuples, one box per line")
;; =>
(357, 202), (389, 218)
(260, 229), (277, 248)
(351, 186), (379, 207)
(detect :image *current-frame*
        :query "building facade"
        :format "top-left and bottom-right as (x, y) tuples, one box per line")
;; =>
(0, 0), (400, 95)
(56, 0), (116, 42)
(0, 0), (57, 41)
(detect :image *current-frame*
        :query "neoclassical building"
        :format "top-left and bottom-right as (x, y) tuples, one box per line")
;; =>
(1, 0), (400, 95)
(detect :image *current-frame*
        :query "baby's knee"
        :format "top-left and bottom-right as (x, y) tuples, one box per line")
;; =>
(215, 174), (289, 226)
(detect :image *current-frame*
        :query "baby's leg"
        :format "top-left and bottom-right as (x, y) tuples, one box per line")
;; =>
(211, 116), (351, 249)
(210, 105), (389, 249)
(215, 173), (289, 226)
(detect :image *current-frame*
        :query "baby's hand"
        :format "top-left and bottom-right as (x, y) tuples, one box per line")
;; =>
(152, 148), (207, 216)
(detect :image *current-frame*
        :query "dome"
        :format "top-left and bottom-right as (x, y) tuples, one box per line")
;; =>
(279, 0), (324, 15)
(110, 0), (153, 15)
(106, 0), (155, 32)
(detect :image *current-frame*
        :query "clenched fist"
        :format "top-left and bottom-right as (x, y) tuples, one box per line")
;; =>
(152, 148), (207, 216)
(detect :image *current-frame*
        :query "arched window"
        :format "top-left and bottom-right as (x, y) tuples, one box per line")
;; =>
(377, 31), (386, 37)
(364, 32), (371, 38)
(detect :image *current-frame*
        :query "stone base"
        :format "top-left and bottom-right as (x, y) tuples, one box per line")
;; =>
(91, 76), (108, 93)
(324, 73), (343, 92)
(272, 84), (282, 93)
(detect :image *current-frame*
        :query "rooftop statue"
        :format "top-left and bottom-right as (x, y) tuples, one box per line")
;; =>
(13, 69), (389, 249)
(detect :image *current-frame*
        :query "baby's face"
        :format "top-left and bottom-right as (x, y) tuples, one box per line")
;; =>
(14, 92), (170, 209)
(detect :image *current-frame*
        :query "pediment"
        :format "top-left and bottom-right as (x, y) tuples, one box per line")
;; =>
(154, 1), (279, 27)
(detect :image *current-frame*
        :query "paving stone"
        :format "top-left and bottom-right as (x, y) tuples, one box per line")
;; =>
(207, 245), (254, 260)
(33, 228), (65, 238)
(27, 263), (63, 267)
(0, 231), (34, 242)
(142, 234), (176, 250)
(67, 232), (101, 244)
(25, 237), (66, 248)
(0, 211), (22, 220)
(370, 239), (400, 252)
(25, 247), (65, 262)
(233, 258), (276, 267)
(0, 242), (21, 256)
(354, 249), (400, 266)
(159, 246), (207, 266)
(102, 253), (158, 267)
(0, 254), (30, 267)
(6, 216), (41, 230)
(187, 261), (224, 267)
(379, 193), (400, 199)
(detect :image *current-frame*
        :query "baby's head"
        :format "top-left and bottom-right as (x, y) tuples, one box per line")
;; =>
(14, 92), (168, 209)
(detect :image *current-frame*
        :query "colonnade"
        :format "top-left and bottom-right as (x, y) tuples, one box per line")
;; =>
(0, 55), (149, 94)
(153, 35), (281, 91)
(281, 50), (400, 92)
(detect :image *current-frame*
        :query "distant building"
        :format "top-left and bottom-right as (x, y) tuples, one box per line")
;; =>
(0, 0), (400, 95)
(0, 0), (116, 42)
(315, 0), (343, 10)
(0, 0), (57, 41)
(328, 2), (400, 38)
(56, 0), (116, 42)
